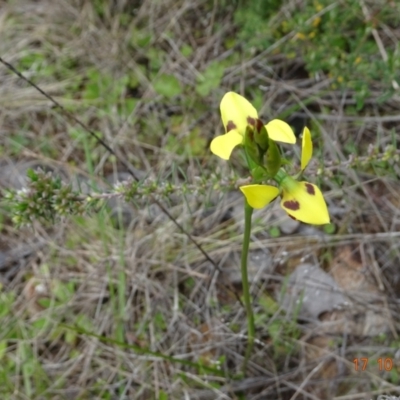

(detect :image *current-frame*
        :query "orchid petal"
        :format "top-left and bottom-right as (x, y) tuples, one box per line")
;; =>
(265, 119), (296, 144)
(220, 92), (258, 135)
(301, 126), (313, 171)
(210, 129), (243, 160)
(280, 178), (329, 225)
(240, 184), (280, 209)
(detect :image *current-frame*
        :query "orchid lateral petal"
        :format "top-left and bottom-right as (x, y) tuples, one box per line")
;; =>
(210, 129), (243, 160)
(280, 180), (330, 225)
(301, 126), (313, 171)
(220, 92), (258, 135)
(265, 119), (296, 144)
(240, 184), (280, 209)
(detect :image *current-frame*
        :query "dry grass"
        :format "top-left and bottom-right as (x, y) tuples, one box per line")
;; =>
(1, 0), (400, 399)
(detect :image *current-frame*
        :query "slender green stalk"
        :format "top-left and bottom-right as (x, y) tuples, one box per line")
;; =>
(241, 200), (255, 372)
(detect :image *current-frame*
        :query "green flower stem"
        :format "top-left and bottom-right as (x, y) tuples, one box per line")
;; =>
(241, 200), (255, 372)
(273, 168), (288, 185)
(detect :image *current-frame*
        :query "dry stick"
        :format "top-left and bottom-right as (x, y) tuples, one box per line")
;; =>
(0, 56), (243, 306)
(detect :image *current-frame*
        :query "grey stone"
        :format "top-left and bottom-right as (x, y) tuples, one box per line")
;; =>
(222, 249), (273, 284)
(280, 263), (347, 320)
(272, 205), (300, 234)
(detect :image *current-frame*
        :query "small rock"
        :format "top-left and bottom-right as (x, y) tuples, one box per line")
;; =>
(272, 205), (300, 234)
(222, 249), (273, 284)
(0, 160), (67, 190)
(280, 263), (346, 320)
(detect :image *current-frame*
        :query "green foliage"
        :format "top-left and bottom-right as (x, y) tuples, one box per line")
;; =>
(0, 291), (15, 320)
(0, 291), (55, 396)
(8, 131), (30, 155)
(82, 68), (138, 117)
(129, 28), (153, 48)
(165, 126), (207, 157)
(389, 367), (399, 384)
(3, 169), (86, 226)
(196, 61), (225, 97)
(268, 226), (281, 238)
(235, 0), (400, 108)
(256, 294), (300, 360)
(17, 51), (57, 77)
(323, 222), (336, 234)
(234, 0), (282, 45)
(158, 390), (169, 400)
(154, 74), (182, 98)
(180, 44), (193, 58)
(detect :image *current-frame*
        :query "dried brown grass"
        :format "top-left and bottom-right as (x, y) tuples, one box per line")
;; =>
(1, 0), (400, 399)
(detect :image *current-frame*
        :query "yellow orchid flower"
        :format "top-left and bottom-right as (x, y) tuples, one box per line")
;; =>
(240, 127), (330, 225)
(210, 92), (296, 160)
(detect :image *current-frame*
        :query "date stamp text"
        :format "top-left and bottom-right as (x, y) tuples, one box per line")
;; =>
(353, 357), (394, 371)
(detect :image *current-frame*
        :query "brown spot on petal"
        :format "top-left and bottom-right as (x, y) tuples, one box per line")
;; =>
(247, 117), (256, 126)
(255, 118), (263, 132)
(283, 200), (300, 211)
(288, 214), (297, 221)
(226, 121), (237, 132)
(305, 183), (315, 195)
